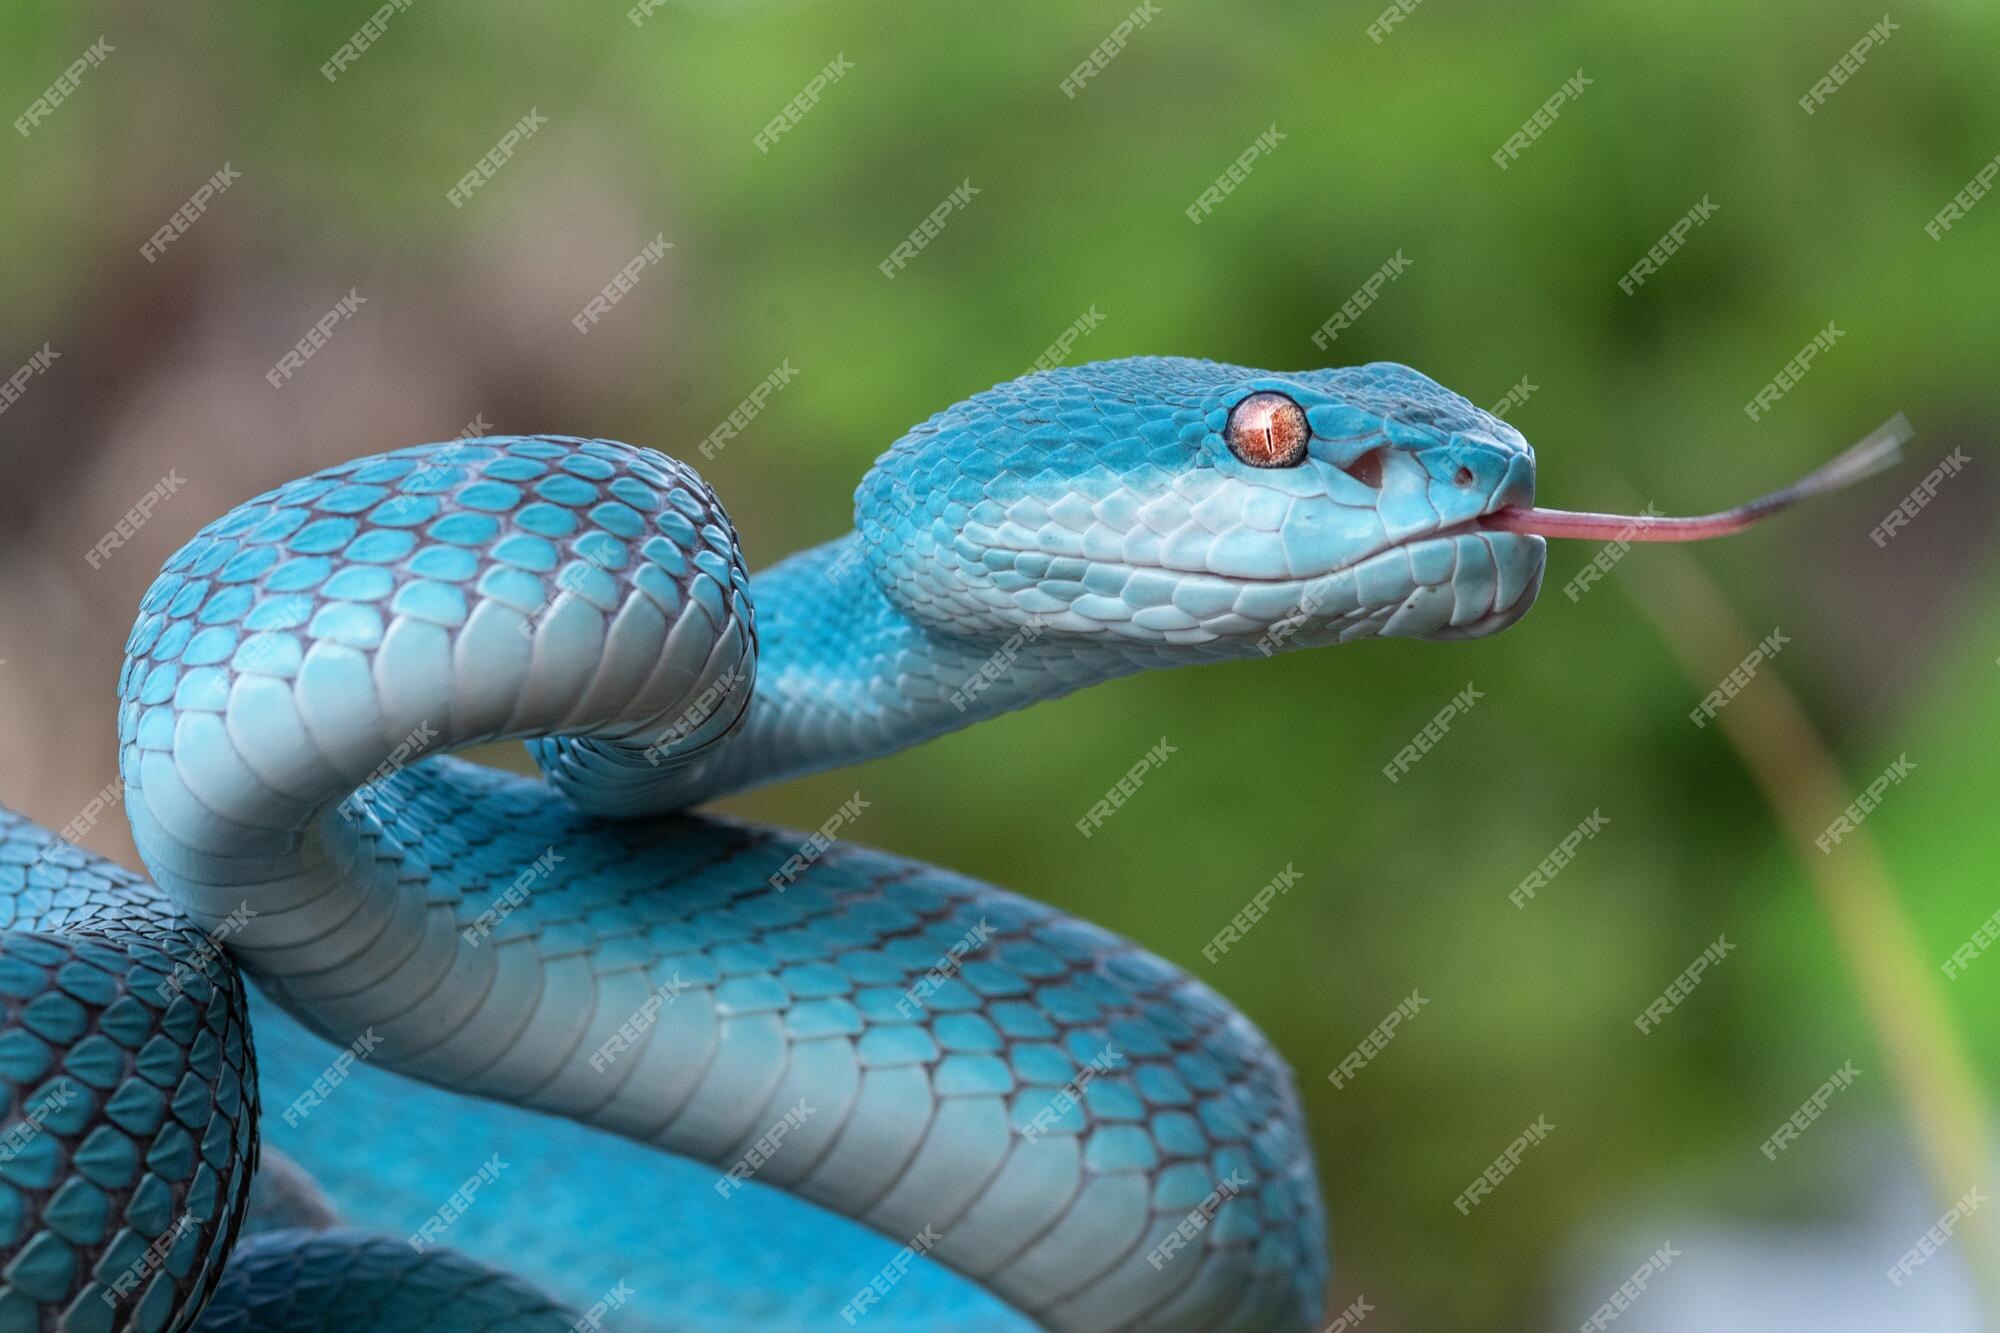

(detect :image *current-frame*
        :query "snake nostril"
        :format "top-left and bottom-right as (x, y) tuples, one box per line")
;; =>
(1346, 449), (1386, 489)
(1453, 466), (1476, 488)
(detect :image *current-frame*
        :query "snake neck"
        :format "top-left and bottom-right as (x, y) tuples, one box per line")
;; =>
(578, 534), (1152, 808)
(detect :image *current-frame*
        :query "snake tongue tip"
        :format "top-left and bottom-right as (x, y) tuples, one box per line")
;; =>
(1486, 413), (1914, 544)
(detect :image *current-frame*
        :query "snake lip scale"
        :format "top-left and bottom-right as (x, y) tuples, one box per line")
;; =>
(0, 356), (1900, 1331)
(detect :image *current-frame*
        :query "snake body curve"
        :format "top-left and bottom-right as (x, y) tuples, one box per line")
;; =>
(0, 357), (1546, 1330)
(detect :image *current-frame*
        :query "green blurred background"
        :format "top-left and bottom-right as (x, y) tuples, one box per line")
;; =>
(3, 2), (1996, 1328)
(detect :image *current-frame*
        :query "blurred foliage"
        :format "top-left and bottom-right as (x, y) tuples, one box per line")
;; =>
(3, 1), (1997, 1328)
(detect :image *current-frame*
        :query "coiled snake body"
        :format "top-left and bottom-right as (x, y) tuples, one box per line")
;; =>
(1, 358), (1553, 1330)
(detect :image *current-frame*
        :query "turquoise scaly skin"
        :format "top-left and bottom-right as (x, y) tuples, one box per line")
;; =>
(193, 1231), (573, 1332)
(0, 810), (255, 1331)
(1, 357), (1546, 1329)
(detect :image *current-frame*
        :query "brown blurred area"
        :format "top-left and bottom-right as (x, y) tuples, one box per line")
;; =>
(0, 61), (694, 864)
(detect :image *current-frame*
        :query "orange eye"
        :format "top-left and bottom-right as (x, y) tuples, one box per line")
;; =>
(1225, 393), (1310, 468)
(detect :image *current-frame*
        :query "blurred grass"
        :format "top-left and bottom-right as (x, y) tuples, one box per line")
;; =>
(2, 1), (1997, 1328)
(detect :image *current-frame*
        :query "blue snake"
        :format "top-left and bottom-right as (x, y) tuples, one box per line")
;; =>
(0, 357), (1897, 1330)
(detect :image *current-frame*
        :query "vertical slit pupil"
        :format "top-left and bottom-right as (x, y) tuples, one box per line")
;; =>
(1228, 393), (1309, 468)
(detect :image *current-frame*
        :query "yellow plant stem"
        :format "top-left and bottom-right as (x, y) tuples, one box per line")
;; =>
(1626, 551), (1998, 1320)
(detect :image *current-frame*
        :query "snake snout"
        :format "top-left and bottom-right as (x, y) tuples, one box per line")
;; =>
(1487, 447), (1538, 515)
(1340, 427), (1545, 643)
(1434, 425), (1536, 521)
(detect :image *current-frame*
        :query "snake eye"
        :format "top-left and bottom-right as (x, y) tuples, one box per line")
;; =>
(1225, 392), (1310, 468)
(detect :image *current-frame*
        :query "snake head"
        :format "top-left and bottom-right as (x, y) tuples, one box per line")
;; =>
(856, 355), (1546, 658)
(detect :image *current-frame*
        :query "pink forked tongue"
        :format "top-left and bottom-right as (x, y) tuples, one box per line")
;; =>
(1483, 414), (1912, 542)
